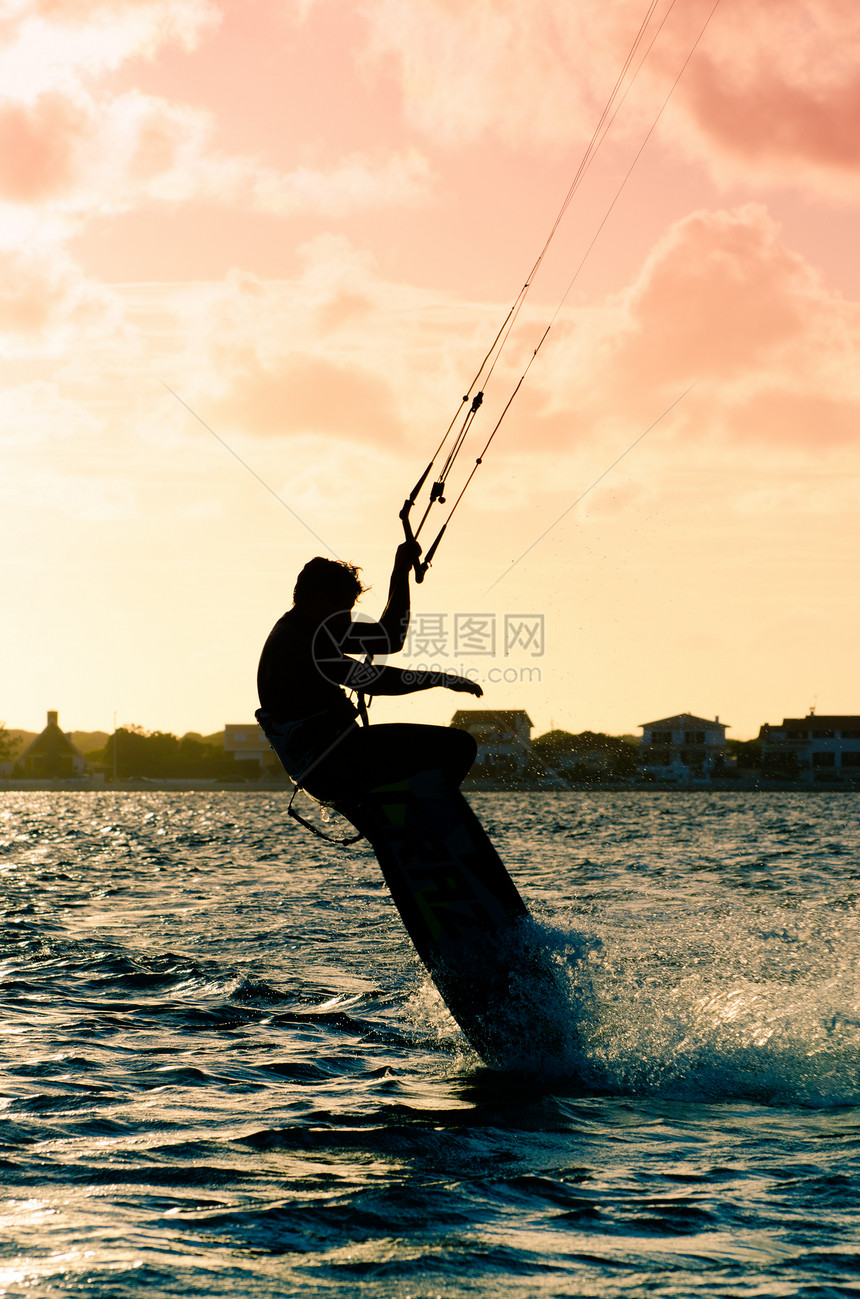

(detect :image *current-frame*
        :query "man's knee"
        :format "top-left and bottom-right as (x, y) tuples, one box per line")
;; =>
(449, 726), (477, 771)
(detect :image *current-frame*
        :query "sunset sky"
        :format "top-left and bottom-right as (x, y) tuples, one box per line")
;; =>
(2, 0), (859, 743)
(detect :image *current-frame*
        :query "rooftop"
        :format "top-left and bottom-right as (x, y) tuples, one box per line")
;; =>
(640, 713), (728, 730)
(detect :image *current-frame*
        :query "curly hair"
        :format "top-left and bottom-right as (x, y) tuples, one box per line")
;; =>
(293, 557), (367, 608)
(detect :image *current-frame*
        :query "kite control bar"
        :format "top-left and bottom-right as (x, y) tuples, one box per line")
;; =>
(399, 463), (449, 585)
(398, 389), (485, 584)
(399, 492), (429, 583)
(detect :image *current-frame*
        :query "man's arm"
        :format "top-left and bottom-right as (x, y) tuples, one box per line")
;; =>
(377, 539), (420, 651)
(339, 661), (483, 698)
(340, 540), (419, 655)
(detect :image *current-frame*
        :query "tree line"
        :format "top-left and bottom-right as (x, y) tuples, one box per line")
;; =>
(0, 720), (772, 782)
(0, 724), (17, 763)
(97, 727), (274, 780)
(530, 732), (767, 782)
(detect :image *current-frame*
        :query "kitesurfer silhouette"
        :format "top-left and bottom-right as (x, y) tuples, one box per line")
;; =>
(256, 539), (482, 801)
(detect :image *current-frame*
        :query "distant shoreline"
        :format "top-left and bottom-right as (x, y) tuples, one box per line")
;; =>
(1, 777), (857, 794)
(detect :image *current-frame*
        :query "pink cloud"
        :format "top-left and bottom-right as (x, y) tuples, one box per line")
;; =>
(517, 204), (860, 451)
(685, 53), (860, 174)
(0, 243), (119, 344)
(0, 86), (195, 212)
(158, 248), (464, 452)
(729, 390), (860, 447)
(0, 82), (428, 226)
(0, 246), (75, 333)
(623, 205), (823, 381)
(360, 0), (860, 191)
(175, 206), (857, 458)
(214, 353), (404, 445)
(20, 0), (217, 49)
(0, 2), (219, 106)
(32, 0), (194, 15)
(0, 94), (87, 200)
(362, 0), (605, 145)
(671, 0), (860, 185)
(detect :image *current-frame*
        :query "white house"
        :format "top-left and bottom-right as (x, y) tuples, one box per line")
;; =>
(638, 712), (729, 781)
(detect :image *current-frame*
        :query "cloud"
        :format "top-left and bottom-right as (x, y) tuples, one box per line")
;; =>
(241, 149), (432, 217)
(359, 0), (860, 193)
(668, 0), (860, 190)
(523, 203), (860, 451)
(0, 377), (101, 446)
(147, 207), (858, 476)
(10, 207), (852, 543)
(266, 435), (401, 522)
(0, 92), (88, 199)
(0, 0), (433, 225)
(157, 240), (486, 450)
(0, 242), (122, 350)
(18, 466), (137, 521)
(361, 0), (606, 146)
(0, 82), (432, 223)
(0, 1), (219, 97)
(215, 353), (404, 444)
(622, 205), (832, 382)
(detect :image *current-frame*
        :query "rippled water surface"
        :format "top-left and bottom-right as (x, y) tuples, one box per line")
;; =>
(2, 789), (859, 1297)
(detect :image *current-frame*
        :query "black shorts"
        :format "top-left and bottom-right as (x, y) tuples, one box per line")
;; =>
(302, 722), (477, 801)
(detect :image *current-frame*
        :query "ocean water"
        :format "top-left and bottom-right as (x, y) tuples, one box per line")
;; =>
(1, 788), (859, 1298)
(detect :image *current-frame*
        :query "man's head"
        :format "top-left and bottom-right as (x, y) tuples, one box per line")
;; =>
(293, 557), (366, 614)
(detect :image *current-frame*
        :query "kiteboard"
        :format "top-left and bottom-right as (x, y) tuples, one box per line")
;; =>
(335, 768), (568, 1068)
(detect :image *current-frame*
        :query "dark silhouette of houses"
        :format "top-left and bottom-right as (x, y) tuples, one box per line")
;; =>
(450, 709), (534, 778)
(759, 713), (860, 782)
(16, 711), (87, 778)
(223, 722), (281, 774)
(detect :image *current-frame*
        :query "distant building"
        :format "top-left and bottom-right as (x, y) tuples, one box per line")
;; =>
(450, 709), (534, 778)
(223, 722), (279, 771)
(16, 711), (87, 778)
(759, 713), (860, 783)
(638, 712), (729, 781)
